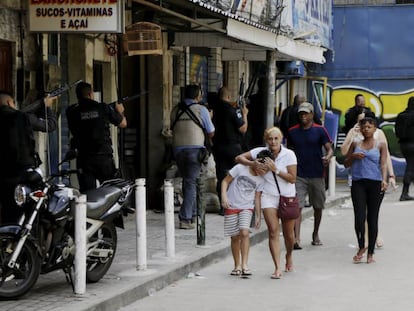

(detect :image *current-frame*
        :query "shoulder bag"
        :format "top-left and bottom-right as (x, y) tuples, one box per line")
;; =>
(272, 171), (300, 220)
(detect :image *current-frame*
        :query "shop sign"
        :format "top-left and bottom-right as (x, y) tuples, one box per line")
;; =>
(28, 0), (123, 33)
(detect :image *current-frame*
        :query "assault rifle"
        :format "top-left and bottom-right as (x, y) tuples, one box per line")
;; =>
(109, 90), (148, 107)
(21, 80), (83, 113)
(237, 73), (245, 109)
(47, 79), (83, 98)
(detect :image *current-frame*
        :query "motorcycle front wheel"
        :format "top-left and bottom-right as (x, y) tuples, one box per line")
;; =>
(86, 223), (117, 283)
(0, 234), (41, 299)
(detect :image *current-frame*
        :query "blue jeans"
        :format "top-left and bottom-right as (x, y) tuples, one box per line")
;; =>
(174, 148), (202, 222)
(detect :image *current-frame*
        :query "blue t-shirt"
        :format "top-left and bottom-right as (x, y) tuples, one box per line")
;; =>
(287, 123), (331, 178)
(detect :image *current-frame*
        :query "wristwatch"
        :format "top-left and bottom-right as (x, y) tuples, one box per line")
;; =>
(275, 169), (281, 176)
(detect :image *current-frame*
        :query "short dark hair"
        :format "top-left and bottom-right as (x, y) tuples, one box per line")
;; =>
(184, 84), (201, 100)
(355, 93), (364, 103)
(359, 117), (377, 127)
(257, 149), (274, 162)
(76, 82), (92, 100)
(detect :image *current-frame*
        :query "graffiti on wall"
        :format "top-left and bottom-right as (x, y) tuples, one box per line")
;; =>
(190, 53), (208, 103)
(312, 82), (412, 177)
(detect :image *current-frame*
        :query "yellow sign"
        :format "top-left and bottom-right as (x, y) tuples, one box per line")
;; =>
(28, 0), (123, 33)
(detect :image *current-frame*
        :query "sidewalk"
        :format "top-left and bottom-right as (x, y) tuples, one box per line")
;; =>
(0, 182), (351, 311)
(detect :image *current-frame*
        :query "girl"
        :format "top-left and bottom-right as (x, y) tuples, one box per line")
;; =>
(344, 117), (388, 264)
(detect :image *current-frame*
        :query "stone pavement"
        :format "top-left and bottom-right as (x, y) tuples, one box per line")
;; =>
(0, 181), (352, 311)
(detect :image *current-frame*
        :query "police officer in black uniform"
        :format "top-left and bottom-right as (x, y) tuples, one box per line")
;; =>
(395, 96), (414, 201)
(212, 86), (248, 215)
(0, 91), (56, 224)
(66, 82), (127, 192)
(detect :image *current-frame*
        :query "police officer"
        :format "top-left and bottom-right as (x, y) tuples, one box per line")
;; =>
(212, 86), (248, 215)
(0, 91), (56, 224)
(395, 96), (414, 201)
(344, 94), (375, 134)
(66, 82), (127, 192)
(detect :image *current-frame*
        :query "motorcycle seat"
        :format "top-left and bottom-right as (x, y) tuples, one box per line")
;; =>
(84, 186), (122, 218)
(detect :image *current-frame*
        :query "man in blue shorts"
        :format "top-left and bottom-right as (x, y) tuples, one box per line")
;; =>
(287, 102), (333, 249)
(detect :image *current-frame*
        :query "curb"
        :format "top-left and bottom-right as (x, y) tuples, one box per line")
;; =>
(78, 193), (350, 311)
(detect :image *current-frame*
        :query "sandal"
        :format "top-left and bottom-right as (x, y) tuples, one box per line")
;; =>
(367, 255), (376, 264)
(241, 268), (252, 276)
(353, 248), (366, 264)
(285, 264), (294, 272)
(230, 269), (241, 276)
(270, 272), (282, 279)
(293, 242), (302, 250)
(311, 240), (323, 246)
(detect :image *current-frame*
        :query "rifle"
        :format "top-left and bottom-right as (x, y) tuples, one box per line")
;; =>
(109, 90), (148, 107)
(237, 73), (245, 109)
(47, 79), (83, 98)
(21, 80), (83, 113)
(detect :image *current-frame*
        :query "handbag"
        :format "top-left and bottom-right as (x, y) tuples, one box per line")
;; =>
(272, 171), (300, 220)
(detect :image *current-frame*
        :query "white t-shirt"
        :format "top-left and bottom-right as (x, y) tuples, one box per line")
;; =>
(226, 164), (265, 210)
(250, 146), (297, 197)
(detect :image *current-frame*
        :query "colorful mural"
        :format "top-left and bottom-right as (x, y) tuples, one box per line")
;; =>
(311, 81), (411, 177)
(189, 53), (208, 103)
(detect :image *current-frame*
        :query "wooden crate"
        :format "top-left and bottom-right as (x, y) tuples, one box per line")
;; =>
(125, 22), (162, 56)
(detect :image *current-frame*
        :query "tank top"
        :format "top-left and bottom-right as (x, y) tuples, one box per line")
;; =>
(351, 140), (382, 181)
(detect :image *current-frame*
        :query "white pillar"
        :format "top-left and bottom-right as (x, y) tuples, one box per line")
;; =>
(135, 178), (147, 270)
(328, 156), (336, 197)
(164, 179), (175, 258)
(74, 194), (87, 294)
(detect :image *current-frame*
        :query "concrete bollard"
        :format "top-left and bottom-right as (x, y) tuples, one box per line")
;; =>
(164, 179), (175, 258)
(135, 178), (147, 270)
(196, 177), (205, 246)
(74, 194), (87, 295)
(328, 156), (336, 197)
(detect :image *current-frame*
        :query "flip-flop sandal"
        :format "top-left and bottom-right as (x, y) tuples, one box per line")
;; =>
(230, 269), (241, 276)
(270, 272), (282, 279)
(242, 268), (252, 276)
(311, 240), (323, 246)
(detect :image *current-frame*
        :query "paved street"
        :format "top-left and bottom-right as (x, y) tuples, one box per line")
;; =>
(119, 188), (413, 311)
(1, 182), (411, 311)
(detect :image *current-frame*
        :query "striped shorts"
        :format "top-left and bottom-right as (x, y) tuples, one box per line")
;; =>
(224, 209), (253, 237)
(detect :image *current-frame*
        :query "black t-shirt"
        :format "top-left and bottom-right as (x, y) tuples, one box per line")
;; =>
(212, 100), (244, 145)
(66, 98), (123, 156)
(344, 106), (375, 134)
(0, 105), (36, 181)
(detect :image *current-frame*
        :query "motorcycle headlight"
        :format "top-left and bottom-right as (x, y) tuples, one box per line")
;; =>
(14, 184), (30, 206)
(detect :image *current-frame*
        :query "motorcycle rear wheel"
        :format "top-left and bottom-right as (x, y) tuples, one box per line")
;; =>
(86, 223), (117, 283)
(0, 234), (41, 299)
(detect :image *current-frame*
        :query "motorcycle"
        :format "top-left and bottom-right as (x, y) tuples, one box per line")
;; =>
(0, 150), (135, 299)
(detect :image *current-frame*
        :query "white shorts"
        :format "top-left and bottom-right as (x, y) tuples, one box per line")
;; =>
(261, 192), (279, 209)
(224, 210), (253, 237)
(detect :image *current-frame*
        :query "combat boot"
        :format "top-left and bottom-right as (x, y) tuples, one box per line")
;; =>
(400, 184), (414, 201)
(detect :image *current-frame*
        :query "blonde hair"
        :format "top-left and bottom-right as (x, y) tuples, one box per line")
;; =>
(264, 126), (283, 140)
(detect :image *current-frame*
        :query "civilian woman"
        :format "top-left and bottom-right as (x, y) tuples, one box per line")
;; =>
(236, 127), (297, 279)
(344, 117), (388, 264)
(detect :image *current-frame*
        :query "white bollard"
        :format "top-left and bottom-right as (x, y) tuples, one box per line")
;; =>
(135, 178), (147, 270)
(74, 194), (87, 294)
(328, 156), (336, 197)
(164, 179), (175, 258)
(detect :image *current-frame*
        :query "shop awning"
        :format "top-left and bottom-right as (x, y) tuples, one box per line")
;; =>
(226, 19), (326, 64)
